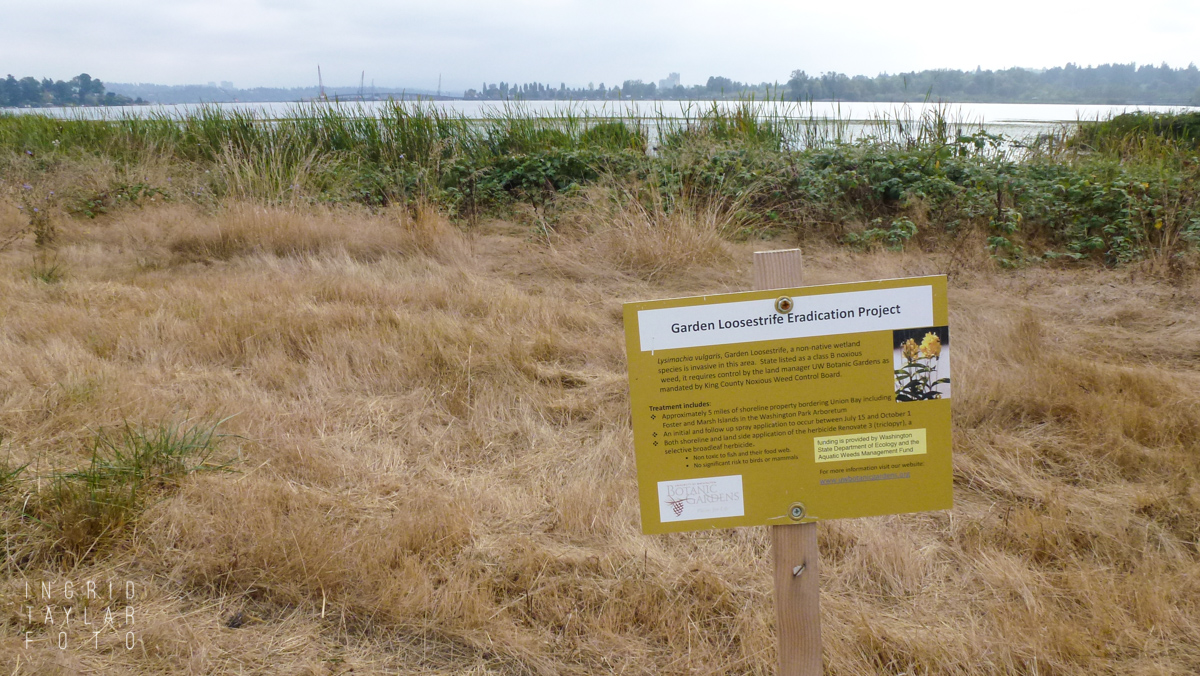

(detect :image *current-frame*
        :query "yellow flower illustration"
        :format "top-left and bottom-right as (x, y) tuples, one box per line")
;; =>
(896, 329), (950, 401)
(919, 332), (942, 358)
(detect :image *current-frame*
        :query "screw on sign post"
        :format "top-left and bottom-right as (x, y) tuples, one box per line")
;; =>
(622, 250), (953, 676)
(754, 249), (821, 676)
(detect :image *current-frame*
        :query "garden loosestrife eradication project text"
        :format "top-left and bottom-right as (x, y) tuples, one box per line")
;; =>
(625, 276), (952, 533)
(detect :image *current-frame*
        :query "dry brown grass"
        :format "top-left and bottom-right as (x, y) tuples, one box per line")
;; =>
(1, 199), (1198, 675)
(548, 186), (738, 283)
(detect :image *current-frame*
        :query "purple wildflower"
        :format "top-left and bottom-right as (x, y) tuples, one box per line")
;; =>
(22, 183), (32, 190)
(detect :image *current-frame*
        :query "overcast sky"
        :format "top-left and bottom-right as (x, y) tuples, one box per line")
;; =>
(5, 0), (1198, 91)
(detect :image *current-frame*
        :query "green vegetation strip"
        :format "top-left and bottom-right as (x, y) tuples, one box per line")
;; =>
(1, 103), (1198, 266)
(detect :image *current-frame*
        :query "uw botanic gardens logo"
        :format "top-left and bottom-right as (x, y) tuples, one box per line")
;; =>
(657, 475), (745, 523)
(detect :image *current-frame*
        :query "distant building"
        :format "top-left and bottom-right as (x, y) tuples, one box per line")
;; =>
(220, 81), (234, 89)
(658, 73), (680, 90)
(207, 82), (217, 87)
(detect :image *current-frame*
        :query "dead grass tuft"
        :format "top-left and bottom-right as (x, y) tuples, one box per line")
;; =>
(168, 202), (468, 263)
(559, 186), (736, 281)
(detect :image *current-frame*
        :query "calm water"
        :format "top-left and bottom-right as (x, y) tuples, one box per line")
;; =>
(7, 99), (1197, 143)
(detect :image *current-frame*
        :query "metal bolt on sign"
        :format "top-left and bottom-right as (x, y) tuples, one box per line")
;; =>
(775, 296), (794, 314)
(789, 502), (806, 521)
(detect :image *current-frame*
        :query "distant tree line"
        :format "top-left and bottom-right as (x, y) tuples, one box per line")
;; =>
(463, 64), (1200, 105)
(103, 82), (448, 105)
(14, 63), (1199, 108)
(463, 76), (784, 101)
(1, 73), (141, 108)
(786, 63), (1200, 106)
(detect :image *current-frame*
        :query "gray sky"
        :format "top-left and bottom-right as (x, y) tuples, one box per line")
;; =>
(5, 0), (1198, 90)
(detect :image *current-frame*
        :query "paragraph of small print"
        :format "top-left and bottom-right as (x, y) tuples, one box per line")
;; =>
(814, 428), (927, 463)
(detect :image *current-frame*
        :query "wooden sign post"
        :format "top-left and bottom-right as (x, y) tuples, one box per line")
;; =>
(622, 250), (954, 676)
(755, 249), (821, 676)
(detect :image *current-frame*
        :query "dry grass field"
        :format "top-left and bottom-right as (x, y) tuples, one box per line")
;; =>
(1, 198), (1199, 675)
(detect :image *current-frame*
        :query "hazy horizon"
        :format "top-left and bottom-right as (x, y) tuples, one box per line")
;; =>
(98, 61), (1200, 96)
(6, 0), (1198, 92)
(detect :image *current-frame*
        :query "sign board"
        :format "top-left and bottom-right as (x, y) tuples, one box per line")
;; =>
(624, 275), (953, 534)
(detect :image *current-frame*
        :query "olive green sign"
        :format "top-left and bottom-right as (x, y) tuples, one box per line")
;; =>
(624, 276), (952, 534)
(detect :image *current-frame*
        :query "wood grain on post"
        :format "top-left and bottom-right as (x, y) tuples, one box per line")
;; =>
(753, 249), (822, 676)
